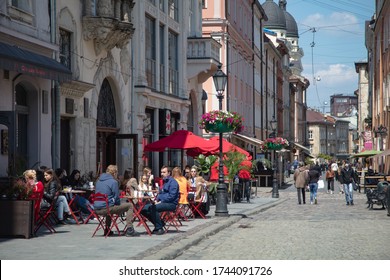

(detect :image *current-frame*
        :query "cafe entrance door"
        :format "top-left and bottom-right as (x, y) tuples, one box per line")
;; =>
(96, 129), (137, 178)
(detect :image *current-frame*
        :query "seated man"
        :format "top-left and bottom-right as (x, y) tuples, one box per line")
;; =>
(141, 165), (179, 235)
(94, 165), (140, 237)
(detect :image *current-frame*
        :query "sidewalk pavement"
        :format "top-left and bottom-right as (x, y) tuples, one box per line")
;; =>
(0, 185), (286, 260)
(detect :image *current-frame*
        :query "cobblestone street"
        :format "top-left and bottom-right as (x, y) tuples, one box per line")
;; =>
(176, 180), (390, 260)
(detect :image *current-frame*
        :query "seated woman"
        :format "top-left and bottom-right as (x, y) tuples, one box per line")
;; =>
(193, 176), (210, 216)
(172, 167), (190, 205)
(120, 178), (138, 200)
(42, 168), (71, 225)
(24, 169), (44, 222)
(68, 169), (83, 189)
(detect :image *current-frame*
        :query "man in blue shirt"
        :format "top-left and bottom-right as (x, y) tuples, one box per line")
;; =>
(141, 165), (179, 235)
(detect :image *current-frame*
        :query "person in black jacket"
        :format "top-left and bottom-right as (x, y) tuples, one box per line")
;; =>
(340, 163), (355, 205)
(43, 168), (71, 225)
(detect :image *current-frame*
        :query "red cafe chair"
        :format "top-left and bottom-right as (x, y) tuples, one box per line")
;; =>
(189, 192), (207, 219)
(34, 193), (59, 234)
(160, 206), (181, 233)
(83, 193), (99, 224)
(91, 193), (121, 238)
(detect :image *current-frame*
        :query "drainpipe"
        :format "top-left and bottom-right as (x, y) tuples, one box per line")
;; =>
(10, 74), (22, 176)
(50, 0), (60, 169)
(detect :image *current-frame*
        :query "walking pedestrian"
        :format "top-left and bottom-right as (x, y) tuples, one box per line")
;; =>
(293, 163), (309, 205)
(340, 163), (356, 206)
(285, 161), (291, 178)
(325, 166), (335, 194)
(337, 161), (345, 194)
(308, 164), (321, 204)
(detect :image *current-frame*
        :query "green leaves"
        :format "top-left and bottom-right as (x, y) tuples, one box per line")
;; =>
(195, 154), (217, 175)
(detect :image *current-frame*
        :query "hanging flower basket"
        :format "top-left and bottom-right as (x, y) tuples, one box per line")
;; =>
(199, 110), (244, 134)
(266, 142), (283, 150)
(205, 121), (234, 133)
(261, 137), (289, 151)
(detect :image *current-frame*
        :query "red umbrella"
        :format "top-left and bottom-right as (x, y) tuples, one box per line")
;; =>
(144, 130), (218, 155)
(202, 136), (251, 159)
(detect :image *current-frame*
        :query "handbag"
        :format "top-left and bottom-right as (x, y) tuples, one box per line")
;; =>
(352, 181), (358, 191)
(317, 180), (324, 189)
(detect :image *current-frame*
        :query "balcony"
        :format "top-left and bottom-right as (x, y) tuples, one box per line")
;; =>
(187, 37), (221, 82)
(82, 0), (135, 55)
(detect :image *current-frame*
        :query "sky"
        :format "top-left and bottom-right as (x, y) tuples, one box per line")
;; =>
(274, 0), (375, 111)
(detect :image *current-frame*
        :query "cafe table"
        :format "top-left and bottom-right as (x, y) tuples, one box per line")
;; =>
(61, 188), (87, 225)
(124, 195), (153, 236)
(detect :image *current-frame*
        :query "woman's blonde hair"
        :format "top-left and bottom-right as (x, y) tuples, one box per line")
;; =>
(23, 169), (36, 179)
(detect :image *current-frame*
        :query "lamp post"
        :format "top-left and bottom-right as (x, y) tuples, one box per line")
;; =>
(270, 115), (279, 198)
(374, 125), (388, 173)
(213, 64), (228, 216)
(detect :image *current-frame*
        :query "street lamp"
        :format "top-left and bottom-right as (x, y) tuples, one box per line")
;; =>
(269, 115), (279, 198)
(374, 125), (388, 151)
(374, 125), (388, 173)
(213, 64), (228, 217)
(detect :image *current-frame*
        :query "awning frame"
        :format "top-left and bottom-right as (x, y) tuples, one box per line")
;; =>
(232, 133), (263, 147)
(291, 141), (311, 153)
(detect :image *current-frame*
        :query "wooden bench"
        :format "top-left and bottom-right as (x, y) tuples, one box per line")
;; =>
(360, 175), (387, 193)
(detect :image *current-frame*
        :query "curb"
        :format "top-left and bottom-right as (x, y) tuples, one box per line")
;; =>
(134, 198), (287, 260)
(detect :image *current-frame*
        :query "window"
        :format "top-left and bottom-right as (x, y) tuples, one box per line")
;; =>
(308, 130), (313, 139)
(11, 0), (32, 13)
(59, 29), (72, 70)
(160, 25), (165, 92)
(168, 30), (178, 95)
(168, 0), (178, 21)
(8, 0), (33, 24)
(145, 16), (156, 89)
(202, 0), (207, 9)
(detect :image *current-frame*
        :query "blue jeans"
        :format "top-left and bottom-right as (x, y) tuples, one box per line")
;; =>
(141, 202), (176, 230)
(56, 195), (70, 220)
(344, 183), (353, 203)
(309, 183), (318, 203)
(74, 196), (92, 214)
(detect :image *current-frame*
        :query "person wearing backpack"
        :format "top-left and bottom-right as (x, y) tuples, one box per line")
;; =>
(293, 163), (309, 205)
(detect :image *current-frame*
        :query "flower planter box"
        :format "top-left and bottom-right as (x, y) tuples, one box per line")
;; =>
(205, 122), (234, 133)
(266, 143), (283, 150)
(0, 200), (34, 239)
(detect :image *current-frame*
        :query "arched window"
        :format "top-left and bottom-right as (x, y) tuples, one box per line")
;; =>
(97, 79), (116, 128)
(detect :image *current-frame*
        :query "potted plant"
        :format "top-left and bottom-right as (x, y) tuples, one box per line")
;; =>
(0, 177), (35, 238)
(261, 137), (289, 151)
(10, 177), (34, 200)
(199, 110), (244, 133)
(195, 154), (218, 203)
(222, 150), (250, 202)
(194, 154), (217, 179)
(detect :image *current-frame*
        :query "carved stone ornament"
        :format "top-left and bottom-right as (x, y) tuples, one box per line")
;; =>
(82, 17), (135, 55)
